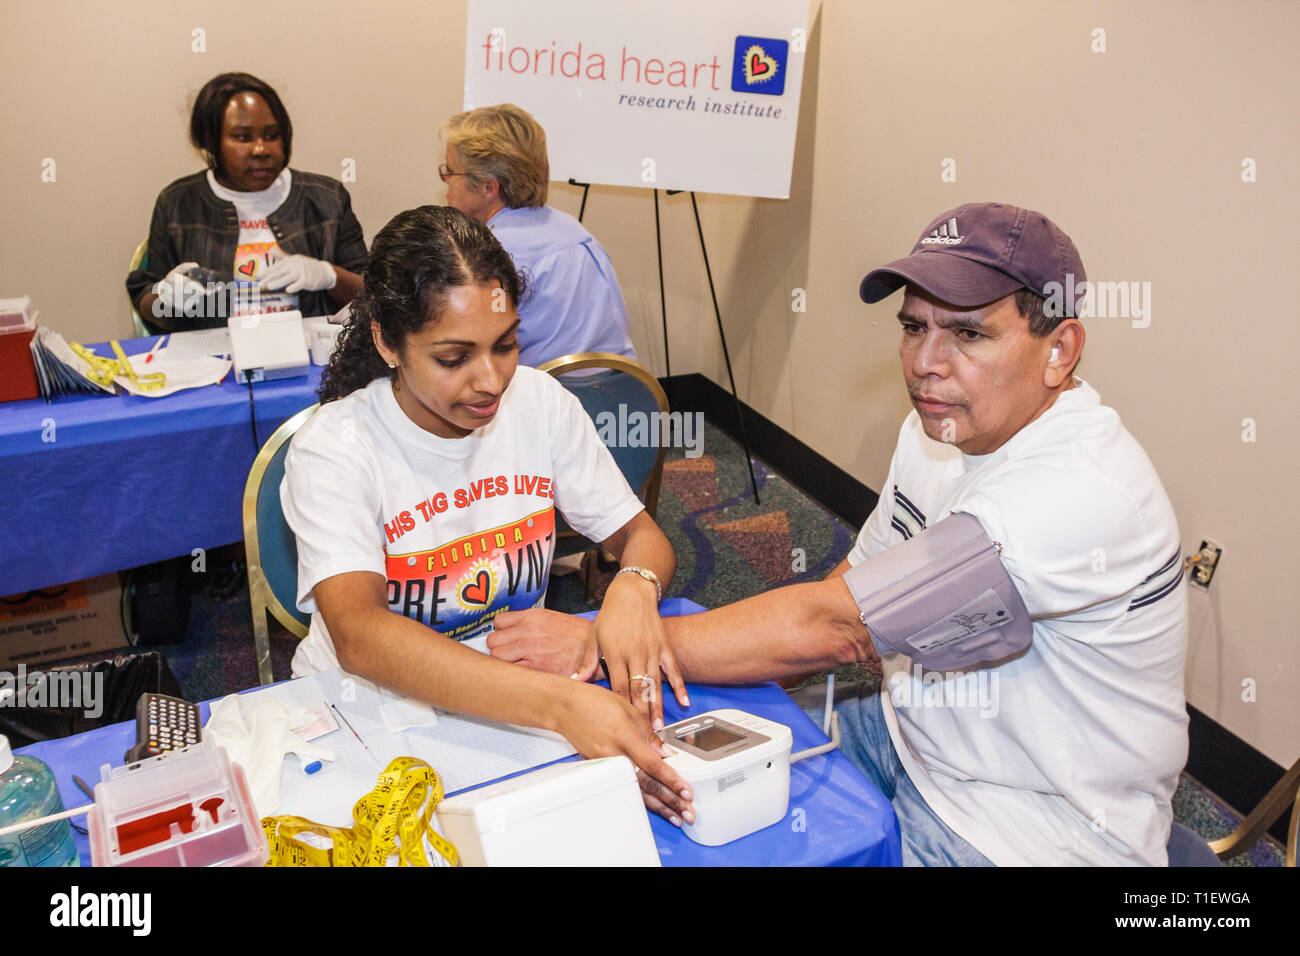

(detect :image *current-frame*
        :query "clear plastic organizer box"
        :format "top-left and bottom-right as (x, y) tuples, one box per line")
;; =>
(87, 741), (268, 867)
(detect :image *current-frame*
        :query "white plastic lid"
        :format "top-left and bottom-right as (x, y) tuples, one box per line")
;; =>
(0, 734), (12, 774)
(0, 296), (35, 334)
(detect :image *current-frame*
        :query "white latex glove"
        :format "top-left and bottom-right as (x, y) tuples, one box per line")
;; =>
(151, 262), (205, 316)
(204, 695), (336, 818)
(259, 254), (338, 293)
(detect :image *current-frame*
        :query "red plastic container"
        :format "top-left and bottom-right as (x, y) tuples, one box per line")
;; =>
(0, 297), (38, 403)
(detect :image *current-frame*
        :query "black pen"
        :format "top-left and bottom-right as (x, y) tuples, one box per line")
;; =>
(73, 775), (94, 801)
(70, 775), (93, 834)
(331, 703), (379, 766)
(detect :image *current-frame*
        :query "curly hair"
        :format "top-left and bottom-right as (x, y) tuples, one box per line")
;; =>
(319, 205), (526, 403)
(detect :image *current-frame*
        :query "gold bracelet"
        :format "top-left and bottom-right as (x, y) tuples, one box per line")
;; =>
(613, 566), (661, 604)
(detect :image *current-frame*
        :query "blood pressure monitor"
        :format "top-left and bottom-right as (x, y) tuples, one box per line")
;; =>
(659, 709), (793, 846)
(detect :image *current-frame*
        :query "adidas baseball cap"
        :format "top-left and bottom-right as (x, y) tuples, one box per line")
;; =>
(859, 202), (1086, 308)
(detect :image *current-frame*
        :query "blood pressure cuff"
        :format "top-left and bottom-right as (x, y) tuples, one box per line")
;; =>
(842, 512), (1032, 671)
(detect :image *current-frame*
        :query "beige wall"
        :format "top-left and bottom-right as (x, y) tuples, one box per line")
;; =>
(1, 0), (1295, 765)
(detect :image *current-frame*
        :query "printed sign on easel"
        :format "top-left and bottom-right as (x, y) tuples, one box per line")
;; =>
(464, 0), (810, 199)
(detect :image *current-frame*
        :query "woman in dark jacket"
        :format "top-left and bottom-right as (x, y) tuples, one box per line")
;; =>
(127, 72), (367, 332)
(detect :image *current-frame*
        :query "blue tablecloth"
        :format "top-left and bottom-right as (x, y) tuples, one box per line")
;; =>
(0, 337), (321, 594)
(571, 600), (900, 864)
(18, 680), (900, 868)
(643, 680), (900, 866)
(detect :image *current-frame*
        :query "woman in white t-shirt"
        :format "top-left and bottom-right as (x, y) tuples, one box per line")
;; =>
(282, 205), (693, 820)
(127, 72), (368, 332)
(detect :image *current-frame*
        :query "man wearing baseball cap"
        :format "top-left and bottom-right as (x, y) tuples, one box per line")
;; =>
(494, 202), (1189, 866)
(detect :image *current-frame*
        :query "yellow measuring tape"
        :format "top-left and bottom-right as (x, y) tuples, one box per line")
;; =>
(261, 756), (460, 867)
(69, 341), (167, 392)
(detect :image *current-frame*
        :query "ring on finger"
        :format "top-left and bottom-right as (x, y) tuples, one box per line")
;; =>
(629, 674), (654, 684)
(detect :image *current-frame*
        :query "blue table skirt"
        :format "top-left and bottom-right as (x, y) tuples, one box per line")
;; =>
(0, 337), (321, 593)
(19, 679), (901, 868)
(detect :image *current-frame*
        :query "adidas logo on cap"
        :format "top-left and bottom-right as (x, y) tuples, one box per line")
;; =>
(920, 217), (962, 245)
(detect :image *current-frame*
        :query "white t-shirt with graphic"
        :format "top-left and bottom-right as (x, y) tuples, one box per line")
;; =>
(281, 366), (644, 676)
(847, 381), (1188, 866)
(206, 168), (297, 316)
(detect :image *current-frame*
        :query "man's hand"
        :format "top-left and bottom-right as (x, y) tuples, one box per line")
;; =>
(488, 608), (598, 679)
(554, 681), (695, 828)
(260, 254), (338, 293)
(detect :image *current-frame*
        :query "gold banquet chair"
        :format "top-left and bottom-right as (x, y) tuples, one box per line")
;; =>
(536, 352), (671, 593)
(242, 404), (318, 685)
(127, 238), (150, 338)
(1208, 757), (1299, 866)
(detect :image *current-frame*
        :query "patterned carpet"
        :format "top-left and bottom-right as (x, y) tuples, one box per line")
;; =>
(551, 443), (857, 611)
(167, 419), (1284, 866)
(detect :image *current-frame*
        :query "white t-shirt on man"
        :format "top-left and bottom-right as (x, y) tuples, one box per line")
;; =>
(848, 380), (1188, 866)
(281, 366), (644, 676)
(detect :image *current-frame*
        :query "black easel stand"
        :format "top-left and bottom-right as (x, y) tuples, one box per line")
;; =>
(568, 178), (591, 223)
(673, 190), (759, 504)
(567, 179), (760, 505)
(653, 188), (669, 379)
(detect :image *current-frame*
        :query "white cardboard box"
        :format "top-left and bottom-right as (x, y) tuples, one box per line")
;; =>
(436, 756), (660, 867)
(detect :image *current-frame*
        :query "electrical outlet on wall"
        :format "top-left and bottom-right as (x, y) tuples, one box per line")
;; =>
(1187, 539), (1223, 588)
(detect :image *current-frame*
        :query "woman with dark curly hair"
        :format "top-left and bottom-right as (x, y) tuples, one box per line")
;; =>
(283, 206), (693, 823)
(126, 72), (366, 332)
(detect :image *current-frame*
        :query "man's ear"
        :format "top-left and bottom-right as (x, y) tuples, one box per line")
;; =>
(1045, 319), (1085, 387)
(481, 177), (501, 202)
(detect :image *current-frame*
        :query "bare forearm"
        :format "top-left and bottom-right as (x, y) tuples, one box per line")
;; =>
(135, 293), (187, 332)
(327, 266), (363, 306)
(598, 510), (677, 618)
(333, 607), (573, 732)
(663, 577), (873, 683)
(605, 511), (675, 590)
(312, 572), (691, 802)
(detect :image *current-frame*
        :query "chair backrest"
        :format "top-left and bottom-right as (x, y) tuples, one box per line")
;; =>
(536, 352), (670, 534)
(243, 404), (317, 683)
(127, 238), (149, 338)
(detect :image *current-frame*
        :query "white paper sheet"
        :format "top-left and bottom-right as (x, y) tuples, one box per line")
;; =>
(237, 670), (576, 826)
(162, 328), (232, 359)
(114, 350), (231, 397)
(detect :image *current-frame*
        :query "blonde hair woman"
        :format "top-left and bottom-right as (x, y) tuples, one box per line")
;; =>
(440, 104), (637, 367)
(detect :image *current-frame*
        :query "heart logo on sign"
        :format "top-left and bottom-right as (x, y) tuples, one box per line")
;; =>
(461, 570), (491, 606)
(237, 260), (256, 278)
(744, 44), (778, 85)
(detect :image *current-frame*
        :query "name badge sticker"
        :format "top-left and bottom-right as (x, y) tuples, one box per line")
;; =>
(906, 589), (1011, 653)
